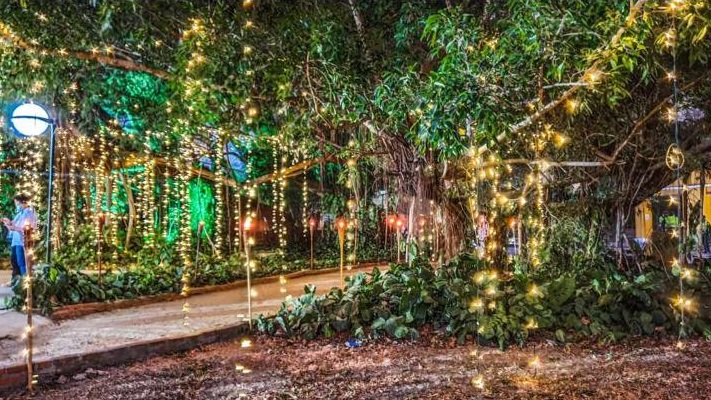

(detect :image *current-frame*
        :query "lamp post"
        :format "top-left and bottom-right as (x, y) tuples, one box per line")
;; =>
(22, 224), (35, 392)
(308, 217), (316, 270)
(336, 217), (347, 288)
(8, 102), (56, 265)
(387, 215), (396, 261)
(243, 216), (253, 329)
(396, 218), (403, 264)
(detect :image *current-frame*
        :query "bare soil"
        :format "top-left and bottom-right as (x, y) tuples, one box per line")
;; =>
(9, 334), (711, 400)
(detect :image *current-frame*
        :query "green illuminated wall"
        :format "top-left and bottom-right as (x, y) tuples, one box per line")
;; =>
(189, 178), (215, 239)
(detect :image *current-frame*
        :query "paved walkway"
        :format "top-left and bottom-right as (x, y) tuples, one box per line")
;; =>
(0, 270), (11, 300)
(0, 265), (383, 368)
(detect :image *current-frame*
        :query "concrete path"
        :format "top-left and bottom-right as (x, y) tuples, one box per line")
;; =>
(0, 270), (12, 305)
(0, 265), (383, 368)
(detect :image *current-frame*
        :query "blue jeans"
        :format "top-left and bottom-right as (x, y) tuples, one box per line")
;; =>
(10, 245), (26, 277)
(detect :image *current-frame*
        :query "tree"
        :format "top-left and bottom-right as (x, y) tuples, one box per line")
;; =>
(1, 0), (710, 266)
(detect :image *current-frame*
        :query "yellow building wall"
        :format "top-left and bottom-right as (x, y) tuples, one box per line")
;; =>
(704, 186), (711, 223)
(635, 200), (653, 239)
(633, 171), (711, 237)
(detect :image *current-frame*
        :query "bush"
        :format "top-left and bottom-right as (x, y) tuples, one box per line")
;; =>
(257, 253), (711, 347)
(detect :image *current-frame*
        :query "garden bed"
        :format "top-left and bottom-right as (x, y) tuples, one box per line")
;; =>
(23, 334), (711, 399)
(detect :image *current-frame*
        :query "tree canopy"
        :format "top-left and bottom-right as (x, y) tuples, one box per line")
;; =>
(1, 0), (710, 261)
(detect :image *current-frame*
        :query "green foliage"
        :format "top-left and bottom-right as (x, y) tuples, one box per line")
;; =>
(258, 252), (711, 347)
(52, 225), (98, 269)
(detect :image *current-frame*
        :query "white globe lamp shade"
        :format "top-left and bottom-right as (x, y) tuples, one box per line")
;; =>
(10, 102), (51, 137)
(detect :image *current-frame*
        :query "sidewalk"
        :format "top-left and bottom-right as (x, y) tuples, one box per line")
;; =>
(0, 270), (12, 307)
(0, 264), (383, 368)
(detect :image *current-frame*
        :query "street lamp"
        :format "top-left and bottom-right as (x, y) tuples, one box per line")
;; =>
(7, 101), (56, 264)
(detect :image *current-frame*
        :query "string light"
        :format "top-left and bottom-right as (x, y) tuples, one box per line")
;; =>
(471, 374), (485, 390)
(272, 145), (280, 250)
(302, 166), (309, 238)
(214, 129), (226, 257)
(181, 270), (191, 327)
(663, 0), (692, 348)
(146, 159), (156, 249)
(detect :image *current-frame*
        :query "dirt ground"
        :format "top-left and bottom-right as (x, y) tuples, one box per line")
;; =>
(7, 333), (710, 400)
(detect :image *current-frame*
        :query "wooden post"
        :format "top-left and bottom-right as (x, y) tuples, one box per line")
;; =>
(97, 213), (104, 287)
(309, 218), (315, 270)
(237, 194), (243, 255)
(23, 225), (35, 392)
(243, 217), (253, 329)
(396, 219), (403, 264)
(337, 218), (347, 288)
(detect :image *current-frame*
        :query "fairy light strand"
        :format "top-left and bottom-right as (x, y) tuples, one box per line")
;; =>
(665, 0), (689, 347)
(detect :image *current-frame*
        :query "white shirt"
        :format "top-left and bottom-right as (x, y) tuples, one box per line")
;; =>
(9, 207), (38, 247)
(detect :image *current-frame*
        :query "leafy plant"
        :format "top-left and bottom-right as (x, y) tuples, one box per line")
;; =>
(258, 251), (711, 347)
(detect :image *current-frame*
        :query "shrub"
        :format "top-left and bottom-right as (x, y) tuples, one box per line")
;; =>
(257, 253), (711, 347)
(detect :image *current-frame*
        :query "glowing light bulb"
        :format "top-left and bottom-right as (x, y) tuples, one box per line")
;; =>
(666, 107), (678, 122)
(525, 318), (539, 330)
(585, 70), (601, 83)
(565, 98), (579, 114)
(529, 355), (541, 368)
(681, 268), (693, 280)
(469, 298), (484, 311)
(471, 375), (485, 389)
(528, 284), (542, 297)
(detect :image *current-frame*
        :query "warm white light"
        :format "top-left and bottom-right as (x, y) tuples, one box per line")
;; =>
(10, 102), (50, 137)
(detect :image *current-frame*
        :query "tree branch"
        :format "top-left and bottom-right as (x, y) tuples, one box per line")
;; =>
(474, 0), (649, 155)
(604, 72), (711, 162)
(0, 24), (170, 79)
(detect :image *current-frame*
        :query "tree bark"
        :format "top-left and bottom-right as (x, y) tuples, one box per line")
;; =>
(118, 172), (136, 250)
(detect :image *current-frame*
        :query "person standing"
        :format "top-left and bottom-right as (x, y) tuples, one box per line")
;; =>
(2, 194), (38, 282)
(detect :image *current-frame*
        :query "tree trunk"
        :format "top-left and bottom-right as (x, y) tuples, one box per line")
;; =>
(118, 172), (136, 250)
(615, 207), (624, 267)
(406, 196), (416, 265)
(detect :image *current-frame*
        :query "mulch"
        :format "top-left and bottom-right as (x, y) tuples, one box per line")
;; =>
(10, 331), (711, 400)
